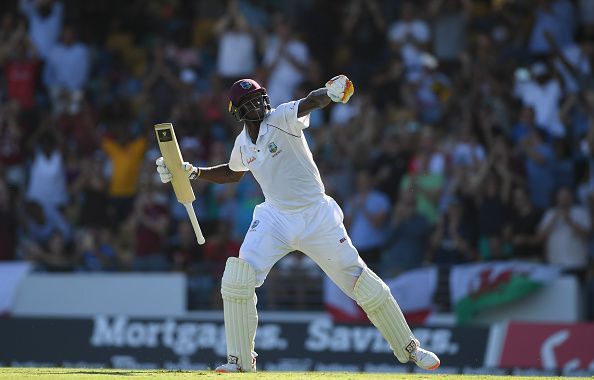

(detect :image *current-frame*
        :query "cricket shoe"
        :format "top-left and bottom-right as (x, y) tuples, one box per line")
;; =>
(214, 363), (242, 373)
(215, 357), (257, 373)
(410, 346), (440, 370)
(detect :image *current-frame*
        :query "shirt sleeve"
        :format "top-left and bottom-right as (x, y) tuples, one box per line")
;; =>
(272, 100), (310, 136)
(228, 137), (249, 172)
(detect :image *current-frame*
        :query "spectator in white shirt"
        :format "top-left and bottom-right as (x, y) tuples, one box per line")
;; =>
(263, 14), (310, 107)
(387, 2), (430, 70)
(538, 187), (591, 275)
(19, 0), (63, 60)
(43, 26), (89, 115)
(215, 0), (258, 84)
(516, 62), (565, 137)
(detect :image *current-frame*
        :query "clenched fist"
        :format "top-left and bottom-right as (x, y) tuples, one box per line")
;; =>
(325, 75), (354, 103)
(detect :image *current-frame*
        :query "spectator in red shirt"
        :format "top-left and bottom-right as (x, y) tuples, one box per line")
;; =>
(3, 36), (39, 110)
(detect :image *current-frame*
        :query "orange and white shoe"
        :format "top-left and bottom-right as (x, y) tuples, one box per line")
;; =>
(410, 346), (441, 370)
(214, 363), (242, 373)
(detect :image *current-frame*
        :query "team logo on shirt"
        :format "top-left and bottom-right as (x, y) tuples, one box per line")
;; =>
(250, 220), (260, 231)
(268, 142), (282, 157)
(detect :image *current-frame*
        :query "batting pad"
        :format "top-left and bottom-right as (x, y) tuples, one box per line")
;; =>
(221, 257), (258, 372)
(353, 267), (418, 363)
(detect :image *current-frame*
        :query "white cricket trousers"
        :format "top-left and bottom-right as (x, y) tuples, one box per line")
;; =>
(239, 195), (365, 298)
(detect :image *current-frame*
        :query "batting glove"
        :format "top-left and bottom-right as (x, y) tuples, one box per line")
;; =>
(325, 75), (354, 103)
(156, 157), (200, 183)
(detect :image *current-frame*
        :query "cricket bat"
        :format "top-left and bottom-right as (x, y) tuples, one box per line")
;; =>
(154, 123), (205, 245)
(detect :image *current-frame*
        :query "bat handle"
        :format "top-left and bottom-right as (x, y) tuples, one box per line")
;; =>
(183, 202), (205, 245)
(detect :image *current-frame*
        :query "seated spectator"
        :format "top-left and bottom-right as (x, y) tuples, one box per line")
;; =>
(538, 187), (591, 277)
(345, 169), (391, 271)
(43, 26), (89, 115)
(504, 187), (543, 260)
(380, 192), (430, 276)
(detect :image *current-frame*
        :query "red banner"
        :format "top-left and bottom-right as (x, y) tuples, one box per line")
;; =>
(500, 322), (594, 370)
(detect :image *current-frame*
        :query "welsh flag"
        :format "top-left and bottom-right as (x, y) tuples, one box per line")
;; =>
(450, 261), (560, 324)
(324, 266), (438, 325)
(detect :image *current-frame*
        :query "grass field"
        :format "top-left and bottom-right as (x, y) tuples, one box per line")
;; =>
(0, 369), (581, 380)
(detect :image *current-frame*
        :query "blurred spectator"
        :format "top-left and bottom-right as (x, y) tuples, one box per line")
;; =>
(19, 0), (63, 60)
(25, 125), (68, 209)
(516, 62), (564, 137)
(215, 0), (258, 84)
(538, 187), (591, 276)
(101, 103), (147, 224)
(142, 41), (181, 122)
(76, 228), (117, 272)
(429, 198), (474, 265)
(0, 102), (26, 188)
(401, 150), (445, 225)
(128, 184), (170, 271)
(70, 156), (110, 229)
(263, 14), (310, 106)
(24, 231), (73, 272)
(504, 187), (543, 260)
(341, 0), (386, 83)
(344, 169), (391, 271)
(476, 174), (511, 261)
(387, 2), (430, 70)
(43, 26), (89, 115)
(380, 191), (430, 276)
(529, 0), (575, 55)
(21, 200), (71, 248)
(370, 128), (410, 201)
(520, 128), (555, 210)
(0, 179), (17, 260)
(430, 0), (468, 63)
(2, 34), (40, 111)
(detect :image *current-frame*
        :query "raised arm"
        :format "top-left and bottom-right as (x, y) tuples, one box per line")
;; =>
(297, 75), (355, 117)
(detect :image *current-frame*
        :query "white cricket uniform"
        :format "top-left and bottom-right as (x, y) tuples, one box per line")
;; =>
(228, 100), (365, 297)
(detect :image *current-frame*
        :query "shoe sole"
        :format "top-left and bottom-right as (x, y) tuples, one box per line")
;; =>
(427, 360), (441, 370)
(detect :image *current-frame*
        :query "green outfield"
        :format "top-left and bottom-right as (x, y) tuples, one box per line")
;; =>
(0, 368), (582, 380)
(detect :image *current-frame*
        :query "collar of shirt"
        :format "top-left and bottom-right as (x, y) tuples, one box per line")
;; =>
(242, 121), (269, 146)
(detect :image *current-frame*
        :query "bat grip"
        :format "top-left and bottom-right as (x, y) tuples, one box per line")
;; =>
(183, 202), (205, 245)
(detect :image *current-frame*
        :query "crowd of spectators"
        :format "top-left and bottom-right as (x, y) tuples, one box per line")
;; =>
(0, 0), (593, 315)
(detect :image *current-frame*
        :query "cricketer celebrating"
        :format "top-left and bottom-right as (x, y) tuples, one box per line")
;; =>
(156, 75), (440, 373)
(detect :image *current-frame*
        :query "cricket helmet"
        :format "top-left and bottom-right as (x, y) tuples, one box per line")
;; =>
(228, 79), (271, 122)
